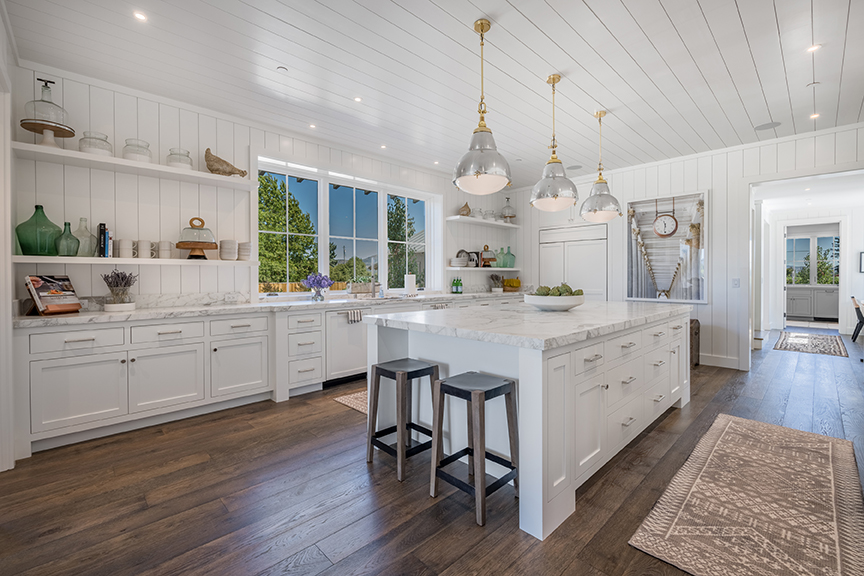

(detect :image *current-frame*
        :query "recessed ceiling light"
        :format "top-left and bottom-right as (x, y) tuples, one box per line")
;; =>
(807, 44), (822, 52)
(434, 161), (439, 165)
(380, 145), (386, 149)
(810, 113), (820, 119)
(309, 124), (316, 128)
(805, 188), (810, 191)
(754, 121), (781, 131)
(354, 97), (362, 102)
(134, 11), (147, 21)
(566, 165), (582, 171)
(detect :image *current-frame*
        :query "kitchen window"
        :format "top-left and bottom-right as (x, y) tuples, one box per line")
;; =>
(256, 161), (435, 295)
(786, 235), (839, 286)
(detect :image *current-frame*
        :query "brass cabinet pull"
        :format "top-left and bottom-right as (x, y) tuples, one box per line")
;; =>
(298, 367), (315, 373)
(654, 360), (666, 367)
(653, 394), (666, 402)
(297, 319), (315, 323)
(157, 330), (183, 335)
(621, 342), (637, 349)
(672, 325), (683, 330)
(622, 376), (637, 385)
(230, 324), (251, 328)
(65, 337), (96, 343)
(622, 417), (636, 427)
(654, 331), (666, 337)
(298, 342), (315, 346)
(585, 354), (603, 363)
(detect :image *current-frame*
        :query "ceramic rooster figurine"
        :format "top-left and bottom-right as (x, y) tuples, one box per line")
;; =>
(204, 148), (248, 177)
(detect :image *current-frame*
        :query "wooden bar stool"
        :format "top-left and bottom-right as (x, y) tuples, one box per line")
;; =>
(367, 358), (439, 481)
(429, 371), (518, 526)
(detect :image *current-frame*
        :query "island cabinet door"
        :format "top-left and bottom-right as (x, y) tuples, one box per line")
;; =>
(572, 373), (606, 481)
(211, 336), (270, 397)
(546, 353), (572, 502)
(30, 352), (129, 433)
(128, 344), (205, 413)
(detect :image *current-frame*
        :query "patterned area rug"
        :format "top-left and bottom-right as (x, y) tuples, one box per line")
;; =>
(333, 390), (367, 414)
(774, 331), (848, 357)
(630, 414), (864, 576)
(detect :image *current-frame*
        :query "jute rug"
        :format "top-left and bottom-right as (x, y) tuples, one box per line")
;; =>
(774, 331), (848, 357)
(334, 390), (367, 414)
(630, 414), (864, 576)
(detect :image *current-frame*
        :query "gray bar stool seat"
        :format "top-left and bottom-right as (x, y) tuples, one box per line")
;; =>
(367, 358), (439, 481)
(430, 371), (519, 526)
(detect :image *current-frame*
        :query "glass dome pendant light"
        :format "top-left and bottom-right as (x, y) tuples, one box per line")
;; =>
(530, 74), (579, 212)
(452, 19), (512, 195)
(580, 110), (622, 222)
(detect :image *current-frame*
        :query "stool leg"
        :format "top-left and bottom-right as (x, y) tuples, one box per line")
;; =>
(471, 390), (486, 526)
(504, 384), (519, 497)
(430, 378), (445, 497)
(466, 400), (474, 478)
(404, 373), (413, 449)
(366, 367), (381, 463)
(395, 371), (408, 482)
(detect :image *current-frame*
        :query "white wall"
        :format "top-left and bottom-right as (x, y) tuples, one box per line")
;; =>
(9, 60), (511, 298)
(517, 122), (864, 370)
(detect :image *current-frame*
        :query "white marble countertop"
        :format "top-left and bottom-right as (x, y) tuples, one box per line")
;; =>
(12, 292), (521, 328)
(364, 301), (692, 350)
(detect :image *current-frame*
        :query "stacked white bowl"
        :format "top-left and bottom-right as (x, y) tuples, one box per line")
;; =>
(238, 242), (252, 261)
(220, 240), (238, 261)
(450, 257), (468, 267)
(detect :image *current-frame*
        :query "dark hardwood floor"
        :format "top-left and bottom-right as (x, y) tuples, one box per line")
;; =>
(1, 329), (862, 575)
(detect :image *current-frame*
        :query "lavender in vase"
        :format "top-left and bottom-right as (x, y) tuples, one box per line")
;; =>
(301, 272), (334, 302)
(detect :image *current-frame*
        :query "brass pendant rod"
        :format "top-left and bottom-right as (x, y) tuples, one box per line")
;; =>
(597, 113), (603, 173)
(551, 82), (557, 152)
(478, 30), (486, 116)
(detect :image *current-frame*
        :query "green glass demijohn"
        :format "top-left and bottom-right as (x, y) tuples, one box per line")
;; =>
(16, 205), (62, 256)
(55, 222), (80, 257)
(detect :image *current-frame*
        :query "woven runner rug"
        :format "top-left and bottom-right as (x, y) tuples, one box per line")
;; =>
(334, 390), (367, 415)
(774, 331), (848, 357)
(630, 414), (864, 576)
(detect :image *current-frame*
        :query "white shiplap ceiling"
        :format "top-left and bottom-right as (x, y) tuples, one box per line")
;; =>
(4, 0), (863, 187)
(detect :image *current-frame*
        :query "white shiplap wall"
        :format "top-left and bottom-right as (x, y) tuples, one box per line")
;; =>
(9, 61), (511, 298)
(517, 123), (864, 370)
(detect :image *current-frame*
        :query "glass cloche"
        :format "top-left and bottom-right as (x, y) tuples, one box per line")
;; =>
(500, 197), (516, 223)
(21, 79), (75, 147)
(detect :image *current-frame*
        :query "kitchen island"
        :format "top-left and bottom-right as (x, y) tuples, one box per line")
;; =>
(365, 300), (691, 540)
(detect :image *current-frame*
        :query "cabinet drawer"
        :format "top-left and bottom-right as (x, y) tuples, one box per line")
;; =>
(669, 320), (687, 338)
(131, 322), (204, 344)
(605, 356), (644, 408)
(606, 394), (643, 452)
(606, 331), (642, 362)
(288, 313), (322, 330)
(643, 347), (671, 383)
(643, 376), (672, 422)
(30, 327), (125, 354)
(211, 316), (268, 336)
(289, 357), (323, 385)
(642, 322), (670, 349)
(288, 330), (323, 357)
(572, 342), (605, 376)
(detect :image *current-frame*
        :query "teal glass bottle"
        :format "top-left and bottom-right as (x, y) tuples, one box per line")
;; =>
(55, 222), (80, 256)
(72, 217), (98, 257)
(16, 205), (61, 256)
(506, 246), (515, 268)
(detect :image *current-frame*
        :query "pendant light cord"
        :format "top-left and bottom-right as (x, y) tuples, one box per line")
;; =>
(478, 31), (487, 117)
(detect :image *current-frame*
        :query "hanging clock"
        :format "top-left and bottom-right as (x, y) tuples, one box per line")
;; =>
(652, 198), (678, 238)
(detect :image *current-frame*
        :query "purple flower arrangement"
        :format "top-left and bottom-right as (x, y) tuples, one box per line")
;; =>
(302, 272), (334, 301)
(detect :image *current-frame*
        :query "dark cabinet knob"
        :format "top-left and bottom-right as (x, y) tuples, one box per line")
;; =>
(213, 348), (218, 352)
(120, 359), (126, 364)
(130, 358), (136, 363)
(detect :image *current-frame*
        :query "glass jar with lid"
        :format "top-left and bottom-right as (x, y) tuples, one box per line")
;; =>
(79, 131), (113, 156)
(122, 139), (152, 163)
(500, 197), (516, 223)
(166, 148), (193, 169)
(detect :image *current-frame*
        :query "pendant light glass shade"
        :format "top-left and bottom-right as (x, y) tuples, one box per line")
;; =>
(580, 110), (622, 222)
(453, 19), (511, 195)
(530, 74), (577, 212)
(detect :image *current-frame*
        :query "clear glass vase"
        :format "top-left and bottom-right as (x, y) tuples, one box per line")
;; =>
(122, 138), (152, 162)
(166, 148), (192, 169)
(16, 205), (62, 256)
(55, 222), (80, 256)
(73, 217), (98, 257)
(107, 286), (133, 305)
(79, 131), (113, 156)
(311, 288), (325, 302)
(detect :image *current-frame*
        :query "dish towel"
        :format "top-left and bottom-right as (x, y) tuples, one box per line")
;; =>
(347, 309), (363, 324)
(432, 303), (449, 310)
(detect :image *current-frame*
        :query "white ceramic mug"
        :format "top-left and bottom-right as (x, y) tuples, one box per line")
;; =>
(237, 242), (252, 261)
(136, 240), (156, 259)
(116, 239), (134, 259)
(220, 240), (238, 251)
(158, 241), (174, 259)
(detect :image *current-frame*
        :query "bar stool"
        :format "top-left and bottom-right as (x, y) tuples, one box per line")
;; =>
(429, 371), (518, 526)
(367, 358), (439, 481)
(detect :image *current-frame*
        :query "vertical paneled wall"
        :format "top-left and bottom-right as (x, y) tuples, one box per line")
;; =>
(517, 123), (864, 370)
(10, 62), (462, 300)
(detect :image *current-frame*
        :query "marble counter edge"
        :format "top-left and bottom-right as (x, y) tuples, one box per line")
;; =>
(12, 292), (524, 328)
(364, 305), (693, 350)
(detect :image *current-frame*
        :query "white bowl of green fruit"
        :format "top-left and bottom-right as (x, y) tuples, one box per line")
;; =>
(524, 283), (585, 311)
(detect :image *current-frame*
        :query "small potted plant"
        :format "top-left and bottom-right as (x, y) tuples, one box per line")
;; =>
(301, 272), (334, 302)
(490, 274), (504, 293)
(348, 274), (379, 295)
(101, 269), (138, 311)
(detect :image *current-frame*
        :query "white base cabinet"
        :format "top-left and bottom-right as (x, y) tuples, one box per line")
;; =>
(30, 352), (129, 433)
(211, 336), (269, 397)
(325, 308), (373, 380)
(129, 344), (205, 413)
